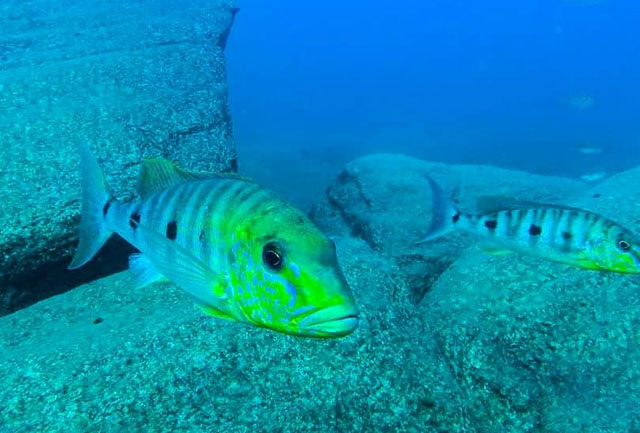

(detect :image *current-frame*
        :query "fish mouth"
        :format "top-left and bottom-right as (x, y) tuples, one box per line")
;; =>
(297, 304), (359, 338)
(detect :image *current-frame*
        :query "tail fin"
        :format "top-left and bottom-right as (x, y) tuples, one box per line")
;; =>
(68, 146), (114, 269)
(414, 175), (460, 244)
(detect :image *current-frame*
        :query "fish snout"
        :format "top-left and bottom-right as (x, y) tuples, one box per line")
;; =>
(298, 303), (359, 337)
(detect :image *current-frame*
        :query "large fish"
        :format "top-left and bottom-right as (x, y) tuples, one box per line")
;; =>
(418, 177), (640, 273)
(69, 147), (359, 337)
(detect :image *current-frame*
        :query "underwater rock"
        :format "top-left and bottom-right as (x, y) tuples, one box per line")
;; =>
(312, 153), (586, 303)
(573, 164), (640, 229)
(0, 0), (238, 314)
(0, 236), (474, 433)
(313, 155), (640, 431)
(423, 249), (640, 432)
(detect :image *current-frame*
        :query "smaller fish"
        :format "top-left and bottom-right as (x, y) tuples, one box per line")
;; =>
(580, 171), (607, 182)
(577, 144), (603, 155)
(566, 95), (596, 111)
(417, 177), (640, 273)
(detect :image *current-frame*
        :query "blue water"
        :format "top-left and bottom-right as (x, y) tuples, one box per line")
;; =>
(227, 0), (640, 190)
(4, 2), (640, 431)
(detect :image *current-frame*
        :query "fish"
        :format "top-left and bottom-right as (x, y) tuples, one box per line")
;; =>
(417, 177), (640, 273)
(565, 95), (596, 110)
(580, 171), (607, 182)
(576, 144), (603, 155)
(68, 146), (359, 338)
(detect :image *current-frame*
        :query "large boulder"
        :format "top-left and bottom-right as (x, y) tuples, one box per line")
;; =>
(572, 165), (640, 229)
(311, 153), (587, 303)
(0, 237), (472, 433)
(423, 242), (640, 432)
(0, 0), (238, 314)
(315, 154), (640, 431)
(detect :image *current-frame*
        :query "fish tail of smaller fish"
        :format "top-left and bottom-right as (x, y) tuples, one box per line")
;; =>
(68, 145), (114, 270)
(414, 175), (460, 244)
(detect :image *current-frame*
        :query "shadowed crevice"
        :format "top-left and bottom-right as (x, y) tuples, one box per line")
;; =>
(1, 237), (136, 316)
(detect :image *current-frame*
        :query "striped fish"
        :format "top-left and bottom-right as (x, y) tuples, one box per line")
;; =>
(418, 177), (640, 273)
(69, 147), (358, 338)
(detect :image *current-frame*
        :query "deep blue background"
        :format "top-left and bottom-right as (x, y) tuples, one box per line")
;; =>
(226, 0), (640, 205)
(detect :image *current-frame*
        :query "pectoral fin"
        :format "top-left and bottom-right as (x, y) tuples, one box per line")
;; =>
(134, 224), (228, 309)
(128, 253), (167, 288)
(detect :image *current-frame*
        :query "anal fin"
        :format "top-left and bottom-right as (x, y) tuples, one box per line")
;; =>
(134, 224), (229, 310)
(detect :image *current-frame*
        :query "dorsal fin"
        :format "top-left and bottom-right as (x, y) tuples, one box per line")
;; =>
(138, 158), (254, 199)
(475, 195), (584, 214)
(138, 158), (205, 198)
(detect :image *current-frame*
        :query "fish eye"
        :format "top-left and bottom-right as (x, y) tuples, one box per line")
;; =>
(617, 239), (631, 252)
(262, 242), (284, 271)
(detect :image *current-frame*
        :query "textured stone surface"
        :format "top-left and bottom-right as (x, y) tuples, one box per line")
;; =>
(313, 154), (640, 432)
(311, 153), (587, 303)
(0, 237), (472, 433)
(423, 244), (640, 432)
(0, 0), (238, 313)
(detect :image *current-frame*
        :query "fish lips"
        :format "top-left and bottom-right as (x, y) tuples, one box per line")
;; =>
(298, 304), (360, 337)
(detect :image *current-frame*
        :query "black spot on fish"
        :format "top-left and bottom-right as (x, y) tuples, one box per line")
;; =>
(102, 200), (111, 217)
(562, 231), (572, 240)
(166, 221), (177, 240)
(529, 224), (542, 236)
(452, 212), (460, 223)
(199, 230), (206, 242)
(593, 193), (601, 198)
(485, 220), (497, 230)
(129, 210), (141, 229)
(93, 317), (103, 324)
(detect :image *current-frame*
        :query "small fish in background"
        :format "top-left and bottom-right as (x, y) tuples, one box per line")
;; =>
(68, 146), (359, 338)
(576, 144), (603, 155)
(565, 95), (596, 110)
(580, 171), (608, 182)
(417, 177), (640, 273)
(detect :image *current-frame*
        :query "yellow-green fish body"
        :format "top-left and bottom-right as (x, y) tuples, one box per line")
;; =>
(69, 148), (358, 337)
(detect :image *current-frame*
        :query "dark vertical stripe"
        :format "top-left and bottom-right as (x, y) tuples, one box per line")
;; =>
(175, 181), (202, 243)
(510, 209), (524, 238)
(227, 183), (262, 223)
(162, 183), (190, 226)
(182, 181), (210, 252)
(219, 182), (248, 216)
(202, 180), (238, 266)
(205, 179), (235, 221)
(242, 189), (273, 221)
(147, 188), (172, 230)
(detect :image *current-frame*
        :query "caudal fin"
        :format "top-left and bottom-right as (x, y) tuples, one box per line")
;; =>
(414, 175), (460, 244)
(68, 146), (114, 269)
